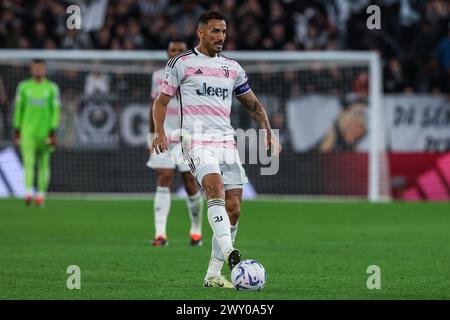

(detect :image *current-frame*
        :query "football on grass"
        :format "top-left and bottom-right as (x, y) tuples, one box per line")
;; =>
(231, 259), (267, 291)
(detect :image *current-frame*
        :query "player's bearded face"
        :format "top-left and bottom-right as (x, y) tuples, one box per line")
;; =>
(201, 19), (227, 53)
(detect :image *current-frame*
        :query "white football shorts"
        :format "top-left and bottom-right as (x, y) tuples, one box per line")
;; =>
(147, 142), (190, 172)
(182, 142), (248, 191)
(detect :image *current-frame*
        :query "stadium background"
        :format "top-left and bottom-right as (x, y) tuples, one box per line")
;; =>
(0, 0), (449, 200)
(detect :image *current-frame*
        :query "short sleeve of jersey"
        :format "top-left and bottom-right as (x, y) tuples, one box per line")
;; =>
(233, 63), (251, 96)
(150, 71), (160, 99)
(160, 59), (183, 97)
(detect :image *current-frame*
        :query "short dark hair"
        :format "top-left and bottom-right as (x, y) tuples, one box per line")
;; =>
(198, 11), (226, 27)
(167, 38), (186, 45)
(32, 59), (45, 64)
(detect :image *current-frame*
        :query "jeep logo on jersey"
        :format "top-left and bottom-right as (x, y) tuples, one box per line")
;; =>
(196, 83), (229, 100)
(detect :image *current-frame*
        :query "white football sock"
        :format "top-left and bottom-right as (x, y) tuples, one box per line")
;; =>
(231, 224), (238, 244)
(205, 250), (223, 279)
(207, 199), (233, 255)
(187, 192), (203, 235)
(205, 223), (238, 279)
(154, 186), (171, 238)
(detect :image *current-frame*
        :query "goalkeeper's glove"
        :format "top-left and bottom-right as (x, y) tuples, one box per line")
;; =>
(14, 129), (20, 145)
(47, 130), (57, 147)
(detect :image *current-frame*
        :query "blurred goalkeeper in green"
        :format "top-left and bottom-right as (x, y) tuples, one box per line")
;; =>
(13, 59), (61, 207)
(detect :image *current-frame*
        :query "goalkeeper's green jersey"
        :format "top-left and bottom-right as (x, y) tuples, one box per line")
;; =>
(13, 78), (61, 139)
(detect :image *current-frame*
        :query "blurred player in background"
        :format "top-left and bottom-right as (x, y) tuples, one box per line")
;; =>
(147, 39), (203, 247)
(151, 11), (281, 288)
(13, 59), (60, 207)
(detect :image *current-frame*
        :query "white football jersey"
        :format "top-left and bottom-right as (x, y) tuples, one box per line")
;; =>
(151, 68), (180, 143)
(160, 47), (251, 148)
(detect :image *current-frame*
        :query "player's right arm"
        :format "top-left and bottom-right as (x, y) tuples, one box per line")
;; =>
(147, 72), (159, 151)
(151, 57), (184, 154)
(13, 81), (25, 144)
(151, 92), (171, 154)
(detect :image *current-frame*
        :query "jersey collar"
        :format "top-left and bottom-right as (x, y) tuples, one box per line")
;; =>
(193, 46), (221, 58)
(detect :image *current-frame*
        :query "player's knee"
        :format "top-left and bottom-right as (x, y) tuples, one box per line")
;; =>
(205, 183), (224, 198)
(226, 199), (241, 223)
(202, 175), (224, 199)
(157, 172), (173, 187)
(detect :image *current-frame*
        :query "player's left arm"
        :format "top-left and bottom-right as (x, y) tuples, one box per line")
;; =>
(48, 83), (61, 147)
(13, 81), (26, 145)
(236, 91), (282, 156)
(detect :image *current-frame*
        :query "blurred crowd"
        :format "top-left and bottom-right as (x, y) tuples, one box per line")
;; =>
(0, 0), (449, 146)
(0, 0), (449, 93)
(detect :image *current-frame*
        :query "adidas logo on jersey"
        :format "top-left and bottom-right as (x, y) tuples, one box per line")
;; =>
(196, 82), (229, 100)
(195, 69), (203, 75)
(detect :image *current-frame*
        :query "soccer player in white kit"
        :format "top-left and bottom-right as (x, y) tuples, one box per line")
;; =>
(147, 40), (203, 247)
(151, 11), (282, 288)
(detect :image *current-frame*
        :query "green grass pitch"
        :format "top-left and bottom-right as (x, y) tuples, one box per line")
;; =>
(1, 198), (449, 299)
